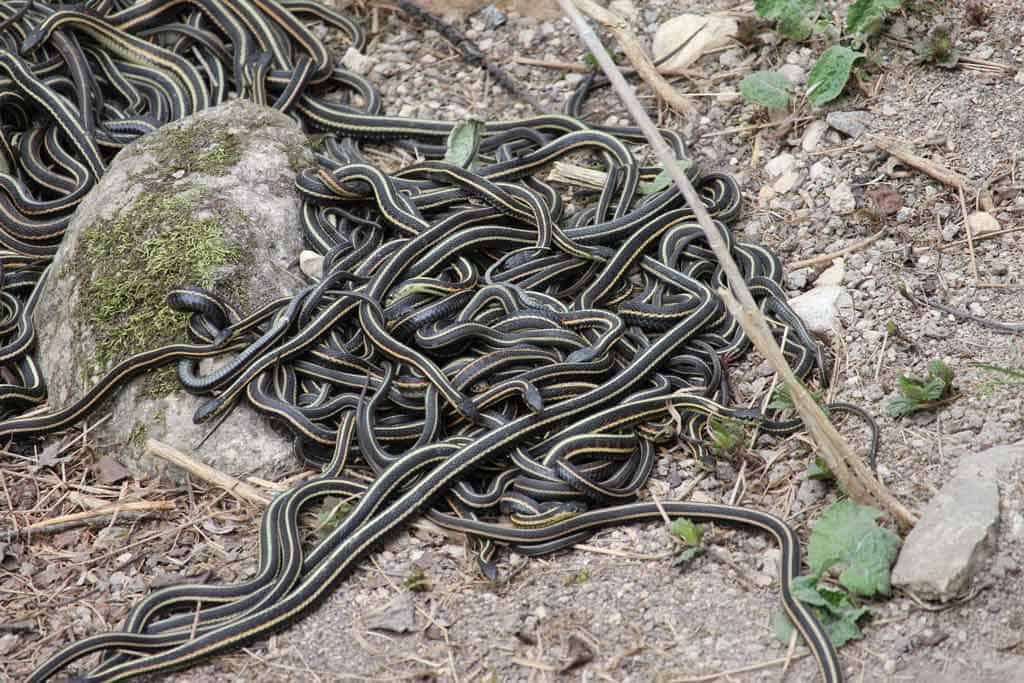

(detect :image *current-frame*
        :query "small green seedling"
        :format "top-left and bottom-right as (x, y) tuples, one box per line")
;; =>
(669, 517), (705, 569)
(886, 359), (956, 417)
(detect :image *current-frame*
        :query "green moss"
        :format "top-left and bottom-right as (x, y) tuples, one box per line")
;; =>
(77, 188), (241, 388)
(129, 421), (147, 448)
(285, 140), (312, 175)
(146, 122), (242, 175)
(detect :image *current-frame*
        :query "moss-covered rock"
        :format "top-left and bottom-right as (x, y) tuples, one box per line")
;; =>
(34, 100), (315, 477)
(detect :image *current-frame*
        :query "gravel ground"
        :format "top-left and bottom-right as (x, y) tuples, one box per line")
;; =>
(7, 1), (1024, 681)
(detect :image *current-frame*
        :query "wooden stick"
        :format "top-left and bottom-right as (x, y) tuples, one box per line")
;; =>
(568, 0), (694, 118)
(547, 161), (608, 190)
(870, 135), (972, 192)
(2, 500), (175, 541)
(559, 0), (916, 528)
(788, 229), (887, 269)
(958, 184), (979, 280)
(144, 439), (270, 506)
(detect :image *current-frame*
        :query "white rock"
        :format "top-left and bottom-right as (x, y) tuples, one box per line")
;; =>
(826, 110), (871, 139)
(828, 182), (856, 215)
(519, 29), (535, 46)
(966, 211), (999, 235)
(816, 259), (846, 286)
(1015, 69), (1024, 86)
(765, 152), (796, 177)
(609, 0), (639, 20)
(299, 250), (324, 280)
(652, 14), (739, 70)
(341, 47), (375, 76)
(801, 120), (828, 152)
(892, 472), (999, 601)
(773, 171), (800, 194)
(757, 185), (776, 207)
(788, 285), (847, 335)
(809, 160), (833, 181)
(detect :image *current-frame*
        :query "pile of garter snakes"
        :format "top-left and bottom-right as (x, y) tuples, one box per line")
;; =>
(0, 2), (881, 681)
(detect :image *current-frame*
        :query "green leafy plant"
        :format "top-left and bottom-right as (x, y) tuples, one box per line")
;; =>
(669, 517), (705, 568)
(708, 416), (748, 459)
(747, 0), (901, 109)
(739, 70), (793, 109)
(916, 24), (959, 68)
(775, 500), (900, 647)
(806, 45), (865, 106)
(313, 496), (352, 540)
(638, 159), (692, 195)
(846, 0), (902, 46)
(886, 359), (957, 417)
(754, 0), (820, 41)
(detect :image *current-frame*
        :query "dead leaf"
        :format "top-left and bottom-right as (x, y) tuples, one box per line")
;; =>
(201, 519), (236, 535)
(866, 185), (903, 216)
(95, 455), (132, 485)
(0, 633), (19, 656)
(36, 441), (62, 468)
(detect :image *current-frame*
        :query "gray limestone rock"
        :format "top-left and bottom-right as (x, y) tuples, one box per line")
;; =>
(33, 100), (313, 477)
(892, 443), (1024, 601)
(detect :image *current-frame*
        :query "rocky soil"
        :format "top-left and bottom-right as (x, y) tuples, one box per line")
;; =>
(5, 1), (1024, 681)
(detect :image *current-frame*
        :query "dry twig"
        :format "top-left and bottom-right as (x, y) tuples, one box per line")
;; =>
(144, 439), (270, 506)
(568, 0), (694, 117)
(870, 135), (972, 193)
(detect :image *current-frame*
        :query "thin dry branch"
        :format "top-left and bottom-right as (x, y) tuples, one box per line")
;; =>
(560, 0), (916, 528)
(788, 228), (887, 269)
(871, 135), (972, 192)
(2, 500), (175, 541)
(144, 439), (270, 506)
(568, 0), (694, 117)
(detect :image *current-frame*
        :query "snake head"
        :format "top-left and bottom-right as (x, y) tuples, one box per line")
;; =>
(523, 383), (544, 413)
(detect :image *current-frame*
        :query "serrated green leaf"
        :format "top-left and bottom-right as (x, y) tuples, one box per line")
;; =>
(639, 159), (692, 195)
(755, 0), (820, 41)
(791, 574), (826, 605)
(846, 0), (902, 45)
(739, 71), (791, 109)
(928, 359), (954, 388)
(897, 375), (928, 402)
(786, 574), (872, 648)
(670, 517), (703, 547)
(806, 500), (901, 597)
(806, 46), (864, 106)
(886, 396), (915, 417)
(824, 607), (868, 647)
(923, 377), (946, 401)
(444, 118), (483, 169)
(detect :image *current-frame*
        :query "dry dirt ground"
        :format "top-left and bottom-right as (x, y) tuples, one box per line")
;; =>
(5, 1), (1024, 681)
